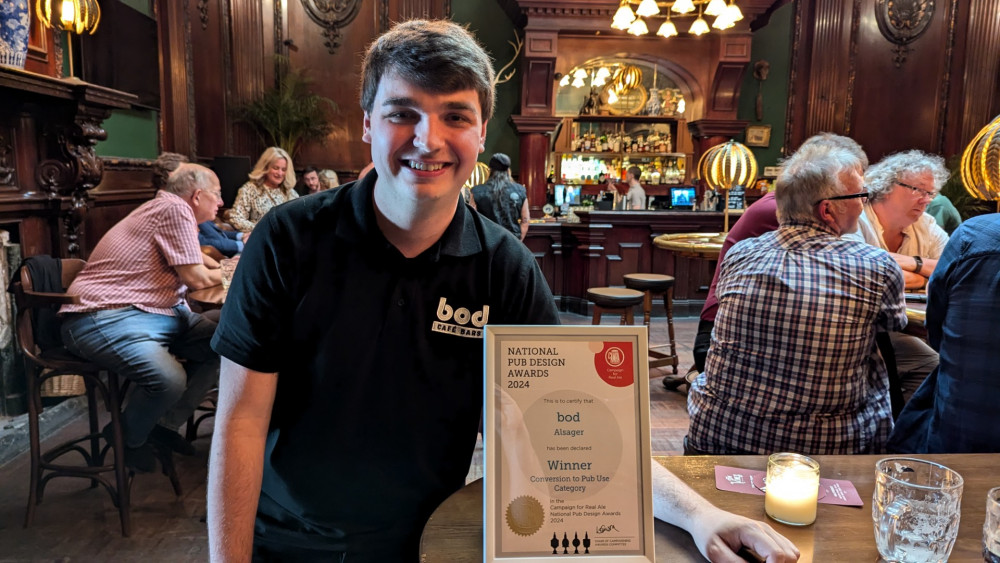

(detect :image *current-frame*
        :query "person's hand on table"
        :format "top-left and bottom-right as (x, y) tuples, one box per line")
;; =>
(689, 507), (800, 563)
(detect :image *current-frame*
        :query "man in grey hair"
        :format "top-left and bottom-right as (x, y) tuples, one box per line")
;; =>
(687, 142), (907, 456)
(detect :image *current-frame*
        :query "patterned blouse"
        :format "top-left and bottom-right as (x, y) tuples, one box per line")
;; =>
(229, 181), (298, 233)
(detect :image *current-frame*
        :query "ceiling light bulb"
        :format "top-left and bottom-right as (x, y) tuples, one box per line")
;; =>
(672, 0), (696, 14)
(657, 20), (679, 38)
(627, 17), (649, 36)
(712, 13), (736, 29)
(559, 74), (571, 87)
(573, 68), (589, 79)
(690, 16), (710, 35)
(724, 2), (744, 21)
(636, 0), (660, 17)
(595, 67), (611, 80)
(572, 76), (586, 88)
(704, 0), (728, 16)
(612, 3), (636, 29)
(607, 90), (619, 104)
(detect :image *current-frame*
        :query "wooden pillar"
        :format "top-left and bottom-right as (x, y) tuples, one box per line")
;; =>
(510, 115), (561, 215)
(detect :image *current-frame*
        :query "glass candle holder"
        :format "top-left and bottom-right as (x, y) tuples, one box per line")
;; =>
(985, 487), (1000, 562)
(764, 452), (820, 526)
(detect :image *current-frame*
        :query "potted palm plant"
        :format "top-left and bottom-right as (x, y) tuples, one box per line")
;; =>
(234, 55), (337, 159)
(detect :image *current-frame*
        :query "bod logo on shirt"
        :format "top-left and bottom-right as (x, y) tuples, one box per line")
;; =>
(432, 297), (489, 339)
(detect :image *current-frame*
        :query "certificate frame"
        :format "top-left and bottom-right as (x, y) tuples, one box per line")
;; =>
(484, 325), (654, 562)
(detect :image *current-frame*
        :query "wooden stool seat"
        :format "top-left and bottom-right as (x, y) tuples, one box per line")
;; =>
(586, 287), (644, 325)
(624, 273), (679, 374)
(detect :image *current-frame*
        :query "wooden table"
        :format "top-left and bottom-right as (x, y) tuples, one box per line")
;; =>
(420, 454), (998, 562)
(187, 284), (226, 310)
(904, 299), (927, 339)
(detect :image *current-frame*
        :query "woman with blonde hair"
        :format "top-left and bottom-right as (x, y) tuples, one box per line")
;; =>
(228, 147), (297, 233)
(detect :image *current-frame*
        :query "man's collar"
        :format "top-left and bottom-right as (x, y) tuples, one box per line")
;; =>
(337, 172), (483, 259)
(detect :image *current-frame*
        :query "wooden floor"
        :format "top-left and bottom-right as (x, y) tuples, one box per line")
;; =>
(0, 312), (698, 562)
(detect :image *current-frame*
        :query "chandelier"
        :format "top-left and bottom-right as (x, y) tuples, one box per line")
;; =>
(612, 0), (743, 37)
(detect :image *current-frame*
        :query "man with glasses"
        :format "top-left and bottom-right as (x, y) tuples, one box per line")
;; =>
(668, 133), (868, 392)
(59, 159), (223, 472)
(686, 142), (907, 456)
(843, 150), (950, 401)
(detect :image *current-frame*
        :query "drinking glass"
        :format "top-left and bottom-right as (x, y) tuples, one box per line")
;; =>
(985, 487), (1000, 562)
(764, 452), (820, 526)
(220, 257), (239, 290)
(872, 457), (963, 563)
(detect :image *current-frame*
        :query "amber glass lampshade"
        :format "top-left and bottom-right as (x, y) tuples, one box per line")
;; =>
(698, 140), (758, 233)
(36, 0), (101, 34)
(960, 113), (1000, 211)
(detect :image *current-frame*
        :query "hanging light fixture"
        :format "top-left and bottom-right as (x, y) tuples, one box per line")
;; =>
(689, 3), (710, 36)
(609, 0), (743, 37)
(636, 0), (660, 18)
(612, 1), (636, 29)
(704, 0), (728, 16)
(627, 17), (649, 36)
(713, 10), (736, 30)
(723, 0), (744, 22)
(672, 0), (696, 14)
(960, 114), (1000, 211)
(657, 14), (679, 38)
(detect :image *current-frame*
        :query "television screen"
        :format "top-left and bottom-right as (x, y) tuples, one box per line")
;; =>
(671, 186), (696, 208)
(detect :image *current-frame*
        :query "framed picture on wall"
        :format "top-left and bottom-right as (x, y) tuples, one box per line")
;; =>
(746, 125), (771, 147)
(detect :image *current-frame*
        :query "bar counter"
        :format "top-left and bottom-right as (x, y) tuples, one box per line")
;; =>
(524, 210), (727, 316)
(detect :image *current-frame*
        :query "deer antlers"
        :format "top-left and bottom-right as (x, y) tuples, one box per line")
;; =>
(493, 30), (523, 87)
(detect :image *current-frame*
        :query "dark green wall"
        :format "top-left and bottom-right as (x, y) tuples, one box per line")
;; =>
(451, 0), (522, 173)
(736, 2), (793, 171)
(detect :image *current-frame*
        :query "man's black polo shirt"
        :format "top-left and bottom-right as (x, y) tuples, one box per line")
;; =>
(212, 172), (559, 560)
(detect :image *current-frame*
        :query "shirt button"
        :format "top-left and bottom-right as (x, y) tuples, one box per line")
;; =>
(397, 299), (405, 306)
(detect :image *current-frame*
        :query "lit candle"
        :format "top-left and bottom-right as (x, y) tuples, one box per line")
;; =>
(764, 453), (820, 526)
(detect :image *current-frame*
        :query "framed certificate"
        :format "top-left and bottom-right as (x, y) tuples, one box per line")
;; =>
(484, 326), (654, 562)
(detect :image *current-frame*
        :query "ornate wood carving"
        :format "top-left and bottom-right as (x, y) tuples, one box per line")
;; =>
(874, 0), (935, 67)
(197, 0), (209, 30)
(956, 0), (998, 146)
(36, 108), (112, 256)
(0, 132), (14, 187)
(300, 0), (363, 55)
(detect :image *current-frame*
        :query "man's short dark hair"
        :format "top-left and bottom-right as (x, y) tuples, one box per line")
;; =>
(627, 166), (642, 181)
(153, 152), (189, 190)
(360, 19), (496, 122)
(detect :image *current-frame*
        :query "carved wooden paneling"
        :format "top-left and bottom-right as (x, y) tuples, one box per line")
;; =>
(805, 0), (855, 135)
(956, 0), (1000, 145)
(787, 0), (997, 160)
(228, 0), (268, 159)
(188, 0), (231, 158)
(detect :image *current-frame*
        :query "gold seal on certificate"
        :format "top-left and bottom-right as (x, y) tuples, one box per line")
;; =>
(484, 326), (655, 562)
(506, 495), (545, 536)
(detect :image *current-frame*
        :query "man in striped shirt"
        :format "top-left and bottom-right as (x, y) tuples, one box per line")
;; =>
(687, 142), (907, 455)
(60, 160), (224, 472)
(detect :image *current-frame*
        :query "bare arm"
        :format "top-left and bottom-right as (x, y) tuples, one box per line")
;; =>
(652, 461), (799, 563)
(887, 252), (938, 289)
(208, 358), (278, 563)
(519, 198), (530, 241)
(175, 263), (222, 289)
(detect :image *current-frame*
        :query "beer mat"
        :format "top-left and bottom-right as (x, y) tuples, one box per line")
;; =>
(714, 465), (864, 507)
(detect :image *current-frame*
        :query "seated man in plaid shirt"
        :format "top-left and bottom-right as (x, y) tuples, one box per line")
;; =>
(686, 141), (908, 455)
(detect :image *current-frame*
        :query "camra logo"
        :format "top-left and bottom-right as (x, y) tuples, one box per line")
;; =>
(433, 297), (489, 339)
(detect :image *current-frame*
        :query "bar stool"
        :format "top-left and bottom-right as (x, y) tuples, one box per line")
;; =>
(586, 287), (645, 325)
(623, 273), (679, 374)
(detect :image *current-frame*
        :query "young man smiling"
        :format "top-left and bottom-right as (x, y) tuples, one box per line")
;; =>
(207, 19), (798, 563)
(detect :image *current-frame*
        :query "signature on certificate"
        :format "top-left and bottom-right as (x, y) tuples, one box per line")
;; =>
(595, 523), (620, 534)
